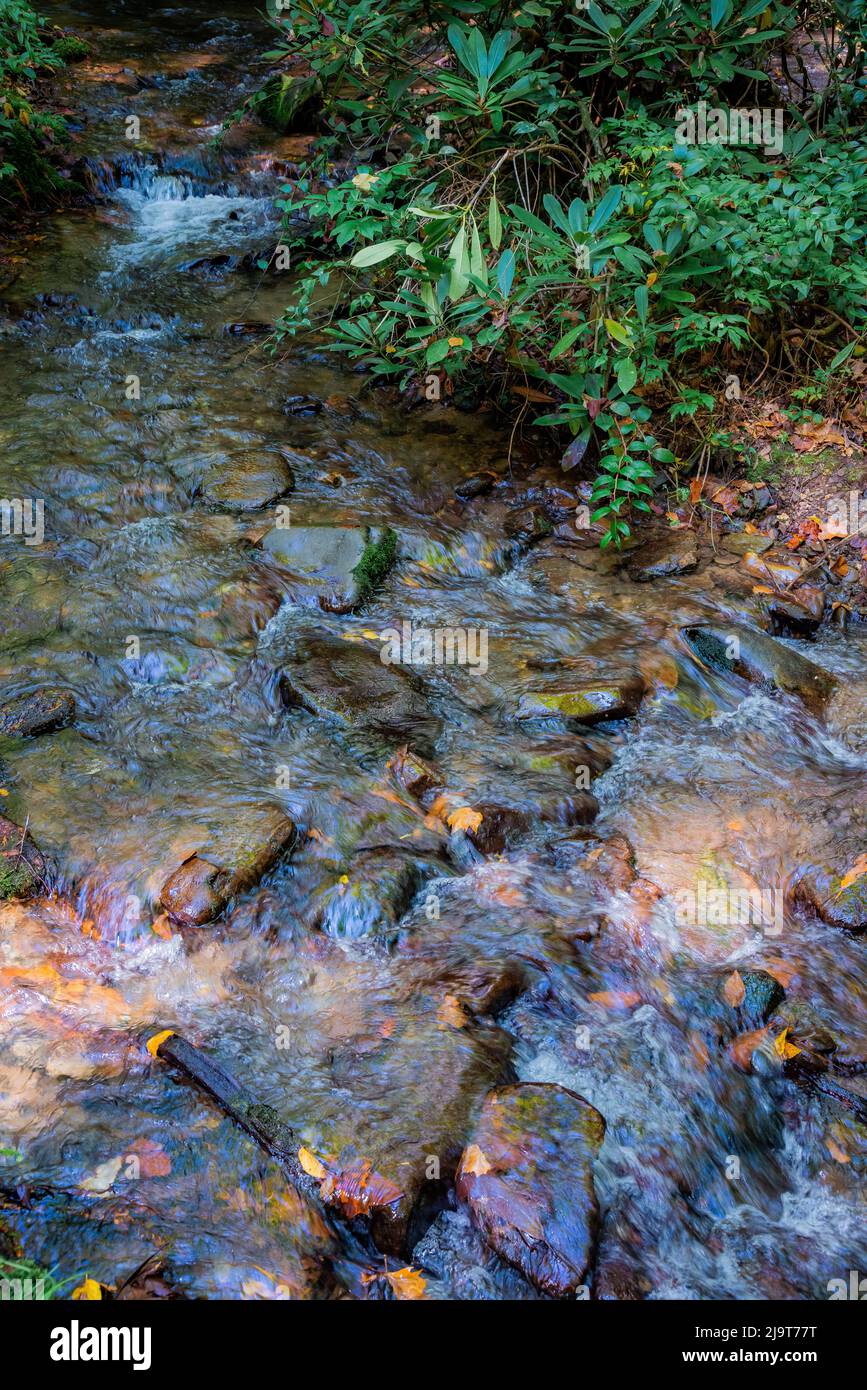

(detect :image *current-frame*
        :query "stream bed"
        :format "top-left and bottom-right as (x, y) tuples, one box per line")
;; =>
(0, 0), (865, 1301)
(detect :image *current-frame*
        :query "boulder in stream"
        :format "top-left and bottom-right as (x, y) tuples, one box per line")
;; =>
(0, 814), (47, 899)
(260, 525), (396, 613)
(516, 677), (644, 726)
(275, 632), (442, 755)
(681, 622), (837, 715)
(456, 1082), (605, 1297)
(159, 808), (297, 927)
(626, 529), (698, 582)
(199, 450), (295, 511)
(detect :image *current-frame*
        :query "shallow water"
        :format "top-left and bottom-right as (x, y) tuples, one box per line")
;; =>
(0, 0), (865, 1300)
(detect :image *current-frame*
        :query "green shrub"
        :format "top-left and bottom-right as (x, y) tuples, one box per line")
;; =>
(268, 0), (867, 544)
(0, 1), (68, 208)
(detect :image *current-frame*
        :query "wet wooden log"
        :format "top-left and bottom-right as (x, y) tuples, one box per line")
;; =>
(152, 1032), (322, 1200)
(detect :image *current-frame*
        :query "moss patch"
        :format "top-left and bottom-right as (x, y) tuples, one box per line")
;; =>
(352, 527), (398, 605)
(52, 36), (90, 62)
(0, 860), (36, 900)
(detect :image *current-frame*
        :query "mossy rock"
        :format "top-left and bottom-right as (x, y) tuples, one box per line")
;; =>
(52, 36), (90, 62)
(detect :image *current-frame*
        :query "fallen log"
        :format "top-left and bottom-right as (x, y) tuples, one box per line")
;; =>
(150, 1031), (323, 1202)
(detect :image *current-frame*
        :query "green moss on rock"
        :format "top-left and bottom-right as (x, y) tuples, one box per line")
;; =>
(352, 527), (398, 605)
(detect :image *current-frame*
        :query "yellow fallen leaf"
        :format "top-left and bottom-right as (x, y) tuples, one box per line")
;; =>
(826, 1136), (850, 1164)
(437, 994), (469, 1029)
(72, 1277), (102, 1300)
(384, 1266), (427, 1299)
(297, 1146), (329, 1181)
(150, 913), (173, 941)
(0, 789), (8, 797)
(773, 1027), (801, 1061)
(836, 853), (867, 896)
(461, 1144), (492, 1176)
(447, 806), (483, 834)
(145, 1029), (174, 1058)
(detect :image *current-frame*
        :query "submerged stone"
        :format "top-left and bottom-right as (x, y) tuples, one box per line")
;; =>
(159, 808), (296, 926)
(456, 1082), (605, 1297)
(516, 678), (644, 726)
(275, 633), (441, 755)
(0, 688), (75, 738)
(681, 622), (837, 715)
(200, 450), (295, 511)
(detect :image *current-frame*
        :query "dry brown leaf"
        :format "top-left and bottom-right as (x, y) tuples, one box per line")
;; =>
(730, 1026), (769, 1071)
(319, 1159), (403, 1220)
(826, 1136), (850, 1164)
(588, 989), (641, 1010)
(437, 994), (469, 1029)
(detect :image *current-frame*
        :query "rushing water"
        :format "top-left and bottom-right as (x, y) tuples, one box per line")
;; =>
(0, 0), (865, 1300)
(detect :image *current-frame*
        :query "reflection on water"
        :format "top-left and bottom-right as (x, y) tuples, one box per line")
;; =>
(0, 0), (865, 1301)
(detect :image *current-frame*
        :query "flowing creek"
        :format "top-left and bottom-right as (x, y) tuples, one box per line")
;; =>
(0, 0), (865, 1300)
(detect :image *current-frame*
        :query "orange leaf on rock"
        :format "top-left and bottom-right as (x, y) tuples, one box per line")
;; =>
(588, 989), (641, 1010)
(826, 1136), (850, 1164)
(773, 1027), (801, 1061)
(384, 1266), (427, 1300)
(437, 994), (469, 1029)
(836, 853), (867, 895)
(723, 970), (746, 1007)
(447, 805), (483, 834)
(145, 1029), (174, 1058)
(461, 1143), (493, 1176)
(297, 1146), (329, 1181)
(730, 1026), (769, 1071)
(150, 913), (173, 941)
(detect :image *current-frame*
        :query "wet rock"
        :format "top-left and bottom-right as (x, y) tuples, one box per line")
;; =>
(282, 395), (323, 417)
(766, 584), (825, 634)
(517, 677), (644, 726)
(504, 506), (553, 548)
(456, 1082), (605, 1297)
(789, 865), (867, 933)
(467, 803), (532, 856)
(626, 530), (698, 582)
(222, 321), (271, 337)
(0, 814), (47, 899)
(0, 688), (75, 738)
(308, 849), (425, 943)
(721, 531), (774, 556)
(454, 471), (497, 503)
(200, 451), (294, 511)
(274, 632), (441, 755)
(681, 622), (837, 715)
(159, 809), (297, 926)
(260, 525), (395, 614)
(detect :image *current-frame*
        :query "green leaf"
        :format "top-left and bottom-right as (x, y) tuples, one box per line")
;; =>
(589, 186), (623, 235)
(605, 318), (633, 346)
(496, 248), (516, 298)
(350, 240), (406, 268)
(469, 215), (488, 285)
(488, 195), (503, 250)
(447, 223), (469, 300)
(616, 358), (638, 394)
